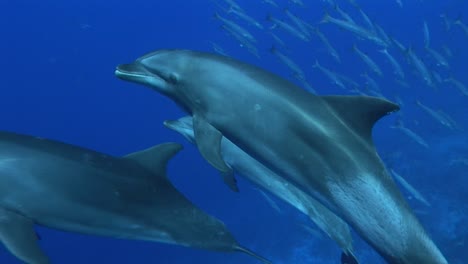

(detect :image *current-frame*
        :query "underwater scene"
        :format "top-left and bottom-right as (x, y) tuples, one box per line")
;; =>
(0, 0), (467, 263)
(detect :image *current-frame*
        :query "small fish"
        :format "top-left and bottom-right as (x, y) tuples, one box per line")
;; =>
(454, 18), (468, 36)
(321, 13), (387, 47)
(423, 21), (430, 48)
(358, 8), (376, 32)
(449, 158), (468, 167)
(425, 46), (449, 68)
(322, 0), (336, 6)
(220, 25), (259, 58)
(222, 0), (243, 11)
(444, 77), (468, 96)
(416, 100), (458, 130)
(269, 32), (287, 49)
(313, 60), (347, 90)
(294, 72), (317, 94)
(267, 14), (310, 42)
(374, 24), (392, 46)
(431, 70), (443, 84)
(347, 0), (358, 7)
(284, 9), (311, 38)
(361, 72), (380, 93)
(362, 86), (385, 99)
(209, 42), (229, 57)
(406, 48), (433, 87)
(214, 12), (257, 43)
(353, 44), (383, 76)
(391, 121), (429, 149)
(379, 48), (405, 79)
(391, 37), (407, 53)
(336, 73), (360, 90)
(227, 6), (263, 30)
(313, 27), (341, 63)
(262, 0), (278, 7)
(270, 47), (306, 81)
(440, 14), (452, 31)
(289, 0), (305, 7)
(334, 4), (356, 24)
(391, 169), (431, 207)
(441, 45), (453, 58)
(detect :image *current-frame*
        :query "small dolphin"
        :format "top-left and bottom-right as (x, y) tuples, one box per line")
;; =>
(0, 131), (271, 264)
(164, 116), (358, 263)
(115, 49), (448, 263)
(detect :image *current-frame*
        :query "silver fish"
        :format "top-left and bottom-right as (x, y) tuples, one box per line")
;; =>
(391, 169), (431, 207)
(353, 44), (383, 76)
(379, 48), (405, 79)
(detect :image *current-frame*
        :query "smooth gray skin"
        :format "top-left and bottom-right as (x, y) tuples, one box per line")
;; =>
(164, 116), (358, 261)
(115, 49), (448, 264)
(0, 131), (271, 264)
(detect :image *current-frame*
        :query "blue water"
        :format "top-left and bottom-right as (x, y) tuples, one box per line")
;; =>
(1, 0), (467, 263)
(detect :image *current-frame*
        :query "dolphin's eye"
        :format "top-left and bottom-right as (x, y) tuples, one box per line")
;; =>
(168, 73), (179, 84)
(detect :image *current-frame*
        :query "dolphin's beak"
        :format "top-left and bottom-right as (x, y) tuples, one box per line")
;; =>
(115, 63), (170, 94)
(115, 63), (148, 80)
(163, 119), (196, 144)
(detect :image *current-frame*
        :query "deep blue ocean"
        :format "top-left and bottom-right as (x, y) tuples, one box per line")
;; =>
(1, 0), (467, 263)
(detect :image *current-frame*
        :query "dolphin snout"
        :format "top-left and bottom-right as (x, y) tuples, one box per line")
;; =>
(115, 63), (147, 79)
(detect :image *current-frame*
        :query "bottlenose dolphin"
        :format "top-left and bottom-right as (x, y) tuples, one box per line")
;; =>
(164, 116), (358, 263)
(115, 49), (448, 264)
(0, 131), (270, 264)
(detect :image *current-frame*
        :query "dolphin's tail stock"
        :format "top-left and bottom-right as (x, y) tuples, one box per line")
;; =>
(234, 245), (272, 264)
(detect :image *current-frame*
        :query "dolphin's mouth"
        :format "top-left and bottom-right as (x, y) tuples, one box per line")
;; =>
(163, 119), (192, 131)
(115, 63), (150, 80)
(115, 63), (169, 93)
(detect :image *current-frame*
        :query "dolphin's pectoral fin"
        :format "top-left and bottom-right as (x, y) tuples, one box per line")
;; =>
(221, 170), (239, 192)
(341, 251), (359, 264)
(234, 245), (272, 264)
(35, 230), (41, 241)
(193, 114), (232, 173)
(0, 208), (50, 264)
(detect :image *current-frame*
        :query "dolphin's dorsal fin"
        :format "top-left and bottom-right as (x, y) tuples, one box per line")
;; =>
(322, 95), (399, 143)
(124, 143), (183, 176)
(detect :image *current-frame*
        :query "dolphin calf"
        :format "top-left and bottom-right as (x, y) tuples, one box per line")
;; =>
(164, 116), (358, 263)
(0, 131), (271, 264)
(115, 49), (448, 264)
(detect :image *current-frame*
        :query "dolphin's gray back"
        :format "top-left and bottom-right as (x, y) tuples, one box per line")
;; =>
(117, 49), (448, 263)
(0, 131), (240, 254)
(0, 131), (176, 234)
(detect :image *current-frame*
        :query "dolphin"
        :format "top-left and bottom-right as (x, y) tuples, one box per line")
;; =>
(0, 131), (271, 264)
(164, 116), (358, 263)
(115, 49), (448, 264)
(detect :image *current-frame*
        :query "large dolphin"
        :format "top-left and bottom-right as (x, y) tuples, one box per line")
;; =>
(164, 116), (358, 263)
(0, 131), (271, 264)
(115, 49), (448, 264)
